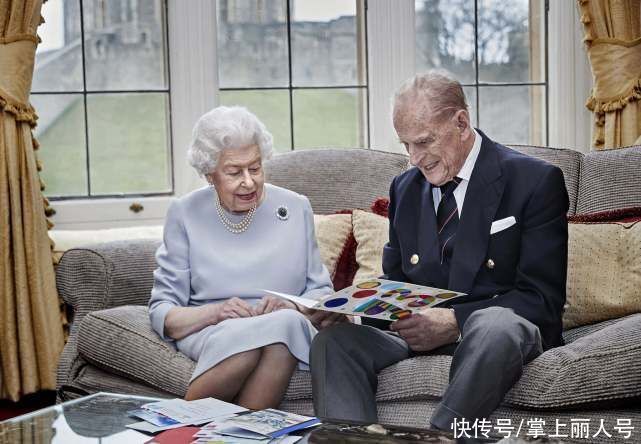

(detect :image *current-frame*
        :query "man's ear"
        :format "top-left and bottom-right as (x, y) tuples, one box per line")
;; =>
(453, 109), (472, 136)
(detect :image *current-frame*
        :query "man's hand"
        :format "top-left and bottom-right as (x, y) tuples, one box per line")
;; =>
(213, 297), (255, 323)
(255, 295), (299, 315)
(390, 308), (460, 352)
(305, 308), (350, 330)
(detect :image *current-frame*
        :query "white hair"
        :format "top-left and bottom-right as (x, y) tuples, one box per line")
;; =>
(187, 106), (274, 176)
(392, 71), (469, 122)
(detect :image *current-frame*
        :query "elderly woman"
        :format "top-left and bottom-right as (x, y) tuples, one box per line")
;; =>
(149, 106), (342, 409)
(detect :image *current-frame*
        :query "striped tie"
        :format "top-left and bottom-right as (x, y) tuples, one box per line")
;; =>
(435, 177), (461, 287)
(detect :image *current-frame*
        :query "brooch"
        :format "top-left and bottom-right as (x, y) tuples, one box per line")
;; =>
(276, 205), (289, 221)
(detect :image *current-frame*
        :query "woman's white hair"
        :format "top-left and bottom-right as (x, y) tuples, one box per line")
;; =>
(187, 106), (274, 176)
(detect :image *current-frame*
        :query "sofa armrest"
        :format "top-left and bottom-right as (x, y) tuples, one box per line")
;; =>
(56, 239), (160, 392)
(56, 239), (160, 316)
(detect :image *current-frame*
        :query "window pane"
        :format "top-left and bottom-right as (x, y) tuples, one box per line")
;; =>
(31, 94), (88, 196)
(33, 0), (83, 92)
(217, 0), (289, 88)
(82, 0), (168, 91)
(463, 86), (477, 128)
(293, 88), (366, 148)
(291, 0), (364, 87)
(87, 93), (171, 194)
(415, 0), (475, 84)
(478, 85), (546, 145)
(478, 0), (544, 83)
(219, 90), (292, 152)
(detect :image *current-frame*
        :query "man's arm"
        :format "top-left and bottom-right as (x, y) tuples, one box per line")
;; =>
(382, 176), (409, 281)
(452, 166), (569, 344)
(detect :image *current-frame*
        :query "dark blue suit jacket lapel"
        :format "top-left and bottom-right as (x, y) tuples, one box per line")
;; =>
(448, 131), (505, 294)
(398, 172), (441, 282)
(417, 177), (440, 274)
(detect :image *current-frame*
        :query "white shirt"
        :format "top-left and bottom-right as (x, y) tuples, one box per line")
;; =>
(431, 128), (482, 216)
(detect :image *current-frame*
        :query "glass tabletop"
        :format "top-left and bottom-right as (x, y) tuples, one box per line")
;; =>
(0, 392), (163, 443)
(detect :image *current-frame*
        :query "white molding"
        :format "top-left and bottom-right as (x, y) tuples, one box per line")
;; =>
(548, 1), (593, 152)
(50, 196), (172, 229)
(168, 0), (218, 194)
(367, 0), (415, 153)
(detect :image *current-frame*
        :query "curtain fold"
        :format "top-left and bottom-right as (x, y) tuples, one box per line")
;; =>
(0, 0), (64, 401)
(577, 0), (641, 149)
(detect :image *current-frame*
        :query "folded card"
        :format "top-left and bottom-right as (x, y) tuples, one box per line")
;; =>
(264, 279), (466, 321)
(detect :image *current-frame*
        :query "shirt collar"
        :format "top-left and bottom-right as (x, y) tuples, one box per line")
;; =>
(456, 128), (482, 182)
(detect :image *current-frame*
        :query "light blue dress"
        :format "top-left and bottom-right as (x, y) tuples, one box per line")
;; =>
(148, 183), (333, 382)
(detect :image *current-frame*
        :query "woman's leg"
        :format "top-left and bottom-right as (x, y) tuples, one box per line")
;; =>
(235, 343), (298, 410)
(185, 349), (261, 401)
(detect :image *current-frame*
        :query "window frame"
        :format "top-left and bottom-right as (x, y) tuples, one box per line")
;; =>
(217, 0), (370, 151)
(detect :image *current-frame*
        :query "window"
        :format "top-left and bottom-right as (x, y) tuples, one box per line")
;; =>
(32, 0), (172, 200)
(415, 0), (548, 145)
(216, 0), (369, 151)
(37, 1), (576, 228)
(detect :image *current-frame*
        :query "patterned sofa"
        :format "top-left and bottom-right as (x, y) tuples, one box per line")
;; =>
(56, 146), (641, 443)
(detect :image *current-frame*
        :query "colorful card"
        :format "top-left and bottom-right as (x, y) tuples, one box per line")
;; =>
(221, 409), (319, 439)
(128, 408), (180, 427)
(264, 279), (466, 321)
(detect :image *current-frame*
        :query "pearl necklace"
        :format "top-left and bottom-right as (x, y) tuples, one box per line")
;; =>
(213, 187), (257, 234)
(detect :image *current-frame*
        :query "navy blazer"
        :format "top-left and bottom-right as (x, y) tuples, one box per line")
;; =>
(382, 130), (569, 349)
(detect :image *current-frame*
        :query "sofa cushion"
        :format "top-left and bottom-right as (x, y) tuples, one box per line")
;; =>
(351, 209), (389, 282)
(283, 315), (641, 409)
(78, 305), (194, 396)
(509, 145), (583, 215)
(265, 148), (409, 215)
(505, 313), (641, 409)
(577, 145), (641, 214)
(76, 305), (322, 400)
(78, 306), (641, 410)
(564, 219), (641, 328)
(313, 213), (353, 286)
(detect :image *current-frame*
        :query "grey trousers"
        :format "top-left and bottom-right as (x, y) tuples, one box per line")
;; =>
(310, 306), (543, 430)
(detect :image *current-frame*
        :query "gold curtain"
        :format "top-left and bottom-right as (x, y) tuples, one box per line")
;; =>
(0, 0), (64, 401)
(577, 0), (641, 149)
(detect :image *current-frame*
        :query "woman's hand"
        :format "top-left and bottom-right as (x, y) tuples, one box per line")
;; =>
(213, 297), (255, 323)
(305, 309), (350, 330)
(254, 295), (299, 315)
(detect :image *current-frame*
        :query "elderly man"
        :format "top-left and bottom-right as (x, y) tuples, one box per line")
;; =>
(310, 72), (569, 430)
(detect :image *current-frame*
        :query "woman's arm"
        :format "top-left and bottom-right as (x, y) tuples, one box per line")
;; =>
(149, 200), (192, 341)
(299, 196), (334, 299)
(164, 304), (218, 340)
(164, 298), (254, 340)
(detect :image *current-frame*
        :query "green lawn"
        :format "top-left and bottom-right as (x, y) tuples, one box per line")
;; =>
(37, 93), (171, 197)
(37, 90), (363, 197)
(220, 89), (365, 151)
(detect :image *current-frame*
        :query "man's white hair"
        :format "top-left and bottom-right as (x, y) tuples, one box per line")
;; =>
(392, 71), (469, 122)
(187, 106), (274, 176)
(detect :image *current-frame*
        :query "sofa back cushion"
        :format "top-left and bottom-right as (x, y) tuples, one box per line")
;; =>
(265, 148), (410, 215)
(577, 145), (641, 213)
(351, 209), (388, 283)
(508, 145), (582, 215)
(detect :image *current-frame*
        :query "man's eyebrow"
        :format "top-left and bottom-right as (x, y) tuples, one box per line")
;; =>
(414, 133), (434, 142)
